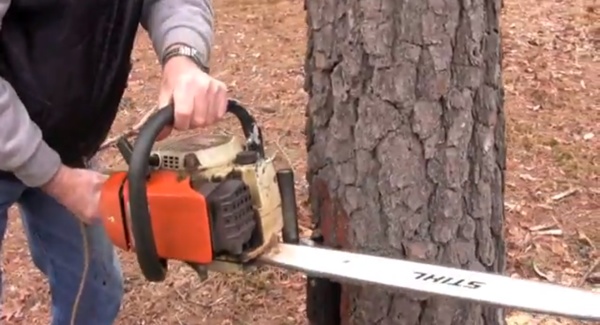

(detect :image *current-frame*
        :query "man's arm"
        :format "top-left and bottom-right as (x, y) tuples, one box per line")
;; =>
(141, 0), (215, 67)
(0, 0), (62, 187)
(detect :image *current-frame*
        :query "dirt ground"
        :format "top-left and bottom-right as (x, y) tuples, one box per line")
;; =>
(1, 0), (598, 324)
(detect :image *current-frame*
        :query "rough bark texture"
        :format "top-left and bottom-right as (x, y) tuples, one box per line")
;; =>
(304, 0), (506, 324)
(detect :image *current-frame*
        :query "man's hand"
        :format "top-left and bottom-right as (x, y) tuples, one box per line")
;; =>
(157, 56), (228, 140)
(41, 165), (107, 224)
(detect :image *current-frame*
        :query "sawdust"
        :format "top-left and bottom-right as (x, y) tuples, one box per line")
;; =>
(1, 0), (598, 323)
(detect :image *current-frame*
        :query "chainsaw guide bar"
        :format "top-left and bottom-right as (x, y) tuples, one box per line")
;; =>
(100, 99), (600, 322)
(259, 242), (600, 321)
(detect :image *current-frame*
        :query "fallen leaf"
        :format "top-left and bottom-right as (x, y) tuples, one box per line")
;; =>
(577, 231), (595, 249)
(532, 261), (556, 282)
(506, 312), (533, 325)
(529, 223), (557, 232)
(518, 173), (539, 181)
(587, 272), (600, 284)
(550, 188), (578, 201)
(533, 229), (563, 236)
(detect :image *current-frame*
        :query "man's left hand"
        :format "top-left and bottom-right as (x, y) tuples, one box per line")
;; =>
(157, 56), (228, 139)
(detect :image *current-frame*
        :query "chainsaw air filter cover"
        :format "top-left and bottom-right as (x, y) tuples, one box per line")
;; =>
(196, 179), (258, 256)
(151, 134), (245, 170)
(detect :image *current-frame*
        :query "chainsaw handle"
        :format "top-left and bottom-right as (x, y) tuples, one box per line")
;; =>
(148, 99), (264, 157)
(127, 106), (170, 282)
(227, 99), (265, 158)
(127, 99), (265, 282)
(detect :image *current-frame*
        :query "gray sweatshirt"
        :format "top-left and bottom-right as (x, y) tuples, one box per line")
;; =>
(0, 0), (214, 187)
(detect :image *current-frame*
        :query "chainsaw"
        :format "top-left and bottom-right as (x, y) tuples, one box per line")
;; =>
(99, 100), (600, 321)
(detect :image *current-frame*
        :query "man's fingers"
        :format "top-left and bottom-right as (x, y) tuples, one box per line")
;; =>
(172, 77), (195, 130)
(216, 81), (228, 119)
(156, 126), (172, 141)
(156, 90), (174, 140)
(191, 78), (210, 127)
(160, 67), (229, 131)
(199, 81), (218, 126)
(158, 90), (171, 109)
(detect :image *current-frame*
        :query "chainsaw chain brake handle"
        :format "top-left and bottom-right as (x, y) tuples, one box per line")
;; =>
(124, 99), (266, 282)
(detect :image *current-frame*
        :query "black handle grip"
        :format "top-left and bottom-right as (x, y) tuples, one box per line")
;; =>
(127, 106), (170, 281)
(227, 99), (265, 158)
(127, 99), (264, 282)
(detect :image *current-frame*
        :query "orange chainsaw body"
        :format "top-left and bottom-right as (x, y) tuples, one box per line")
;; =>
(96, 101), (297, 282)
(100, 170), (214, 264)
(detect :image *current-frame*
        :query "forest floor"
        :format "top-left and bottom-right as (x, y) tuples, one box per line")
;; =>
(1, 0), (598, 324)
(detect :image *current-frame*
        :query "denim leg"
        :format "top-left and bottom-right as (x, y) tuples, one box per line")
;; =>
(18, 187), (124, 325)
(0, 178), (26, 314)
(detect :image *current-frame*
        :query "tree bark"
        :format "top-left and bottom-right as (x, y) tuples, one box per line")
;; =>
(304, 0), (506, 324)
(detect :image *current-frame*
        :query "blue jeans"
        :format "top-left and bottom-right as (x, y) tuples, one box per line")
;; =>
(0, 177), (123, 325)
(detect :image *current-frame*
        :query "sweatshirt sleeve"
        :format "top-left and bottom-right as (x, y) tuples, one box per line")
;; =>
(0, 0), (62, 187)
(140, 0), (214, 67)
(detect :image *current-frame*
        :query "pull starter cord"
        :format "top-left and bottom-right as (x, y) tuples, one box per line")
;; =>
(70, 222), (90, 325)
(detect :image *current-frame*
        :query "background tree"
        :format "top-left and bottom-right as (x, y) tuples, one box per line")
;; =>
(304, 0), (506, 324)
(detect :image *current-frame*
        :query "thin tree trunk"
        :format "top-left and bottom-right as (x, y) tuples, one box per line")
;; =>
(304, 0), (506, 324)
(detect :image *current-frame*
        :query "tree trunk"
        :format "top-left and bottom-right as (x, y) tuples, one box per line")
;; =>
(304, 0), (506, 324)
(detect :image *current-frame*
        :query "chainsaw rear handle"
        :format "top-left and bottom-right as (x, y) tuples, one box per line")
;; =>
(127, 100), (265, 282)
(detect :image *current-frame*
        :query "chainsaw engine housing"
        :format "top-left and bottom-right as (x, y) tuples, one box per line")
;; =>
(100, 102), (296, 281)
(151, 133), (284, 269)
